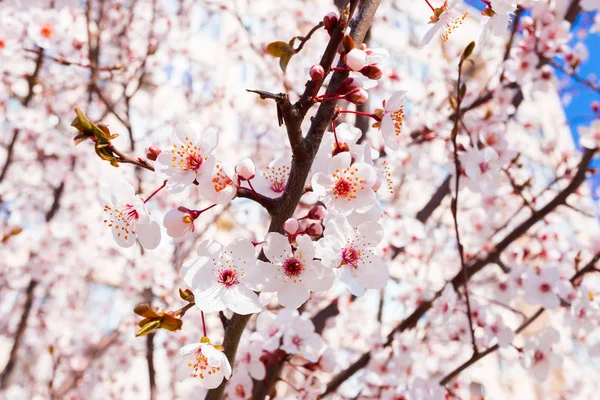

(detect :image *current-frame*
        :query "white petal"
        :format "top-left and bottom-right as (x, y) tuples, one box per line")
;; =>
(136, 220), (161, 249)
(264, 232), (292, 263)
(278, 283), (310, 309)
(222, 285), (262, 315)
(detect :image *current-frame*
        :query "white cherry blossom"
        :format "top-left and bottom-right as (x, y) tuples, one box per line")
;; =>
(421, 0), (468, 47)
(156, 122), (218, 193)
(522, 328), (562, 381)
(316, 215), (388, 296)
(181, 239), (263, 314)
(311, 152), (377, 215)
(260, 234), (334, 309)
(176, 340), (232, 389)
(98, 179), (161, 249)
(375, 90), (407, 150)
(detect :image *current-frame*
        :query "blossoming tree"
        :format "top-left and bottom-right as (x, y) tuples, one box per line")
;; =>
(2, 0), (600, 399)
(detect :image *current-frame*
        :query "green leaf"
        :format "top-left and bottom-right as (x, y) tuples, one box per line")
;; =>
(135, 320), (161, 337)
(461, 41), (475, 61)
(267, 41), (293, 58)
(279, 52), (293, 73)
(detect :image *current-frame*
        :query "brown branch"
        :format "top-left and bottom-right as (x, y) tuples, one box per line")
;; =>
(322, 148), (596, 396)
(450, 51), (478, 355)
(144, 289), (157, 400)
(547, 58), (600, 95)
(213, 2), (381, 400)
(0, 280), (38, 387)
(236, 187), (279, 213)
(0, 129), (20, 184)
(415, 175), (451, 223)
(293, 22), (325, 54)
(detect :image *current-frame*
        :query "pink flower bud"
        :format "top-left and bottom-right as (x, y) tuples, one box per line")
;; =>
(235, 158), (256, 181)
(345, 48), (367, 72)
(339, 77), (360, 92)
(145, 144), (161, 161)
(307, 204), (327, 220)
(359, 63), (383, 80)
(592, 101), (599, 114)
(306, 222), (323, 237)
(310, 64), (325, 81)
(344, 87), (368, 105)
(284, 218), (300, 236)
(323, 12), (338, 34)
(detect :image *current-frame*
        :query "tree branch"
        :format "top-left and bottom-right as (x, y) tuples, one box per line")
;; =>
(0, 280), (38, 387)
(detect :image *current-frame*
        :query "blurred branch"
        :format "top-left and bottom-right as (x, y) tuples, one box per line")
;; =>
(0, 280), (38, 387)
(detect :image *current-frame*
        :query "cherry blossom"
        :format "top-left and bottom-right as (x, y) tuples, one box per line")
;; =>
(260, 233), (334, 309)
(316, 215), (388, 296)
(252, 157), (291, 198)
(156, 122), (218, 193)
(374, 90), (407, 150)
(176, 340), (232, 389)
(523, 267), (571, 310)
(522, 329), (562, 382)
(421, 0), (468, 47)
(97, 179), (161, 249)
(578, 119), (600, 149)
(311, 152), (377, 215)
(181, 239), (263, 314)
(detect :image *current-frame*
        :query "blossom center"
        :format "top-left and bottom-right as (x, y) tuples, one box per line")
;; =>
(170, 137), (204, 171)
(341, 247), (360, 267)
(479, 161), (490, 174)
(103, 203), (139, 242)
(539, 283), (552, 293)
(442, 12), (468, 43)
(282, 257), (304, 278)
(40, 24), (54, 38)
(188, 348), (221, 379)
(390, 107), (405, 137)
(217, 269), (239, 287)
(533, 350), (545, 363)
(211, 164), (234, 192)
(264, 164), (290, 194)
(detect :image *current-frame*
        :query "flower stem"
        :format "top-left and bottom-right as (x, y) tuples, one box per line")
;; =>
(143, 180), (167, 203)
(331, 66), (351, 71)
(338, 109), (378, 119)
(424, 0), (435, 12)
(201, 311), (207, 337)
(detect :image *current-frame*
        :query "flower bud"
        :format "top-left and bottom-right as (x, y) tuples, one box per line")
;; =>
(235, 158), (256, 181)
(145, 144), (161, 161)
(164, 207), (198, 238)
(284, 218), (300, 236)
(359, 63), (383, 80)
(592, 101), (599, 114)
(307, 204), (326, 220)
(339, 77), (360, 92)
(323, 12), (338, 35)
(344, 87), (368, 105)
(306, 222), (323, 237)
(310, 64), (325, 81)
(345, 48), (367, 72)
